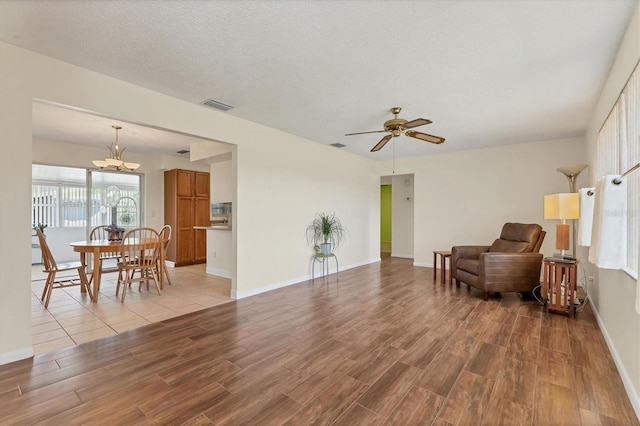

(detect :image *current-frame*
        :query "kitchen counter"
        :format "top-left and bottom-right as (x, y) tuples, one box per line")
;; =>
(203, 226), (232, 278)
(193, 225), (231, 231)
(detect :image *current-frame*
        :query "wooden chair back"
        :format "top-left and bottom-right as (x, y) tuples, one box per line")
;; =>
(120, 227), (161, 269)
(89, 225), (111, 241)
(36, 228), (92, 307)
(157, 224), (173, 287)
(159, 224), (172, 251)
(36, 228), (57, 272)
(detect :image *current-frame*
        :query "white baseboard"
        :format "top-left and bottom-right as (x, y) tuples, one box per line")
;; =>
(391, 252), (413, 259)
(0, 347), (34, 366)
(589, 296), (640, 421)
(413, 261), (431, 268)
(205, 267), (232, 279)
(233, 274), (308, 299)
(233, 258), (380, 299)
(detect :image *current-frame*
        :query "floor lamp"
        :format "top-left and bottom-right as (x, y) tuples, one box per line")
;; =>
(544, 193), (580, 259)
(556, 164), (587, 258)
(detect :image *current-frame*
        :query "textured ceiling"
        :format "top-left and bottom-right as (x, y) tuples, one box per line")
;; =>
(0, 0), (637, 161)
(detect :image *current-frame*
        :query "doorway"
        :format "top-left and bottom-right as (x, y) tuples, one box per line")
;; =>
(380, 174), (414, 259)
(380, 184), (392, 254)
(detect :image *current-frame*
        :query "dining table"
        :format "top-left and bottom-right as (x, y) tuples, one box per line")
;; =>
(69, 238), (165, 303)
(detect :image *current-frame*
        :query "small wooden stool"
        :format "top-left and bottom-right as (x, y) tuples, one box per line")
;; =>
(433, 250), (452, 285)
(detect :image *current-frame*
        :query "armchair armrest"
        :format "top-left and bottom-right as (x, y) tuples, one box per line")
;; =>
(452, 245), (490, 259)
(452, 245), (490, 262)
(452, 246), (490, 281)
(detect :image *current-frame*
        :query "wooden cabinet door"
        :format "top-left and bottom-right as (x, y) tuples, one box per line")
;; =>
(176, 196), (195, 265)
(176, 228), (195, 265)
(194, 172), (209, 197)
(195, 197), (210, 227)
(177, 169), (194, 197)
(195, 229), (207, 263)
(194, 196), (209, 264)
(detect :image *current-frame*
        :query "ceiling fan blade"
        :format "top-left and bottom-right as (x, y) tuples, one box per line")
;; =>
(405, 130), (445, 144)
(403, 118), (432, 129)
(345, 130), (387, 136)
(371, 134), (392, 152)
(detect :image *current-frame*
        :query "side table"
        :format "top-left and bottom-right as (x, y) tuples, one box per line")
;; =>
(433, 250), (452, 285)
(312, 252), (339, 281)
(541, 258), (578, 318)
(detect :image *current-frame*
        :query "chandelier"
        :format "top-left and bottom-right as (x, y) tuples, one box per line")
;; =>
(92, 125), (140, 171)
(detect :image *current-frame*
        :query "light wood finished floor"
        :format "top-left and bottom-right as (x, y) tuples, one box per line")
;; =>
(3, 256), (638, 425)
(30, 263), (232, 355)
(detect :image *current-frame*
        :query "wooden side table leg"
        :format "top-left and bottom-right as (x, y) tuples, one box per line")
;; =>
(433, 251), (436, 281)
(440, 254), (446, 284)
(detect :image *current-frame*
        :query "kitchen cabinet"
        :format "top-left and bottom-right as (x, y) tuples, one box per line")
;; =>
(164, 169), (210, 266)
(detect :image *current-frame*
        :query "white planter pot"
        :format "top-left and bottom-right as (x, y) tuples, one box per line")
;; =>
(320, 243), (332, 255)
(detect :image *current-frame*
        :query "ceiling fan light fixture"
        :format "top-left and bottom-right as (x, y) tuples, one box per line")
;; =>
(345, 106), (445, 152)
(92, 125), (141, 172)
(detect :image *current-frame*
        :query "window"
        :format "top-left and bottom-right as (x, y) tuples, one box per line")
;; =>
(596, 62), (640, 277)
(32, 164), (142, 231)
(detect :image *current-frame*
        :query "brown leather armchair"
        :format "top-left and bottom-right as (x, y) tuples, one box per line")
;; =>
(451, 223), (546, 301)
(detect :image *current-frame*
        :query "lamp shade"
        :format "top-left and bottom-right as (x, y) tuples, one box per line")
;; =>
(544, 193), (580, 220)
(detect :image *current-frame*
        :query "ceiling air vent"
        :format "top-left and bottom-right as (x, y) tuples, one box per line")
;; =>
(331, 143), (346, 148)
(201, 98), (233, 111)
(176, 150), (190, 155)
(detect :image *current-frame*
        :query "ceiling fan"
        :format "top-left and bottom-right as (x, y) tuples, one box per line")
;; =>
(345, 107), (445, 152)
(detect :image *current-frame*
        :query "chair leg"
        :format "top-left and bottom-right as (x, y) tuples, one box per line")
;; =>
(115, 268), (123, 298)
(120, 270), (132, 303)
(78, 267), (93, 300)
(163, 263), (172, 286)
(43, 272), (56, 308)
(41, 276), (50, 302)
(483, 291), (489, 301)
(150, 268), (162, 296)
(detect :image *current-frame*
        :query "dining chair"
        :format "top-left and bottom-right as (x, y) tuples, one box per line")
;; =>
(36, 228), (92, 308)
(88, 225), (120, 285)
(158, 224), (172, 287)
(115, 227), (162, 302)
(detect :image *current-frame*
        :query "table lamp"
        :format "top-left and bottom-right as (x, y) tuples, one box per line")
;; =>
(544, 193), (580, 259)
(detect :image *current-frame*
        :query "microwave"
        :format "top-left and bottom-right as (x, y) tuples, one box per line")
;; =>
(211, 202), (232, 215)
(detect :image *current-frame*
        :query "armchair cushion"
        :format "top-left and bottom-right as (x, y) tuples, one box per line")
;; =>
(457, 258), (480, 275)
(488, 239), (529, 253)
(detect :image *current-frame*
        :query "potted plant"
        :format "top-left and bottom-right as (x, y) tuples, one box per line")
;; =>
(306, 212), (347, 255)
(32, 222), (47, 235)
(106, 223), (125, 242)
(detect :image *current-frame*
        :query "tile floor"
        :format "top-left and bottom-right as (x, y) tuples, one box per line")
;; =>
(30, 262), (232, 355)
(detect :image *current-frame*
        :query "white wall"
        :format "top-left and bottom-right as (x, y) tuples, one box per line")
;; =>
(390, 174), (414, 258)
(376, 137), (589, 268)
(0, 42), (379, 363)
(206, 229), (232, 278)
(235, 131), (380, 298)
(211, 158), (233, 203)
(584, 2), (640, 417)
